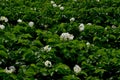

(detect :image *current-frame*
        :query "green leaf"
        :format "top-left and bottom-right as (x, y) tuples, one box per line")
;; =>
(95, 68), (106, 74)
(0, 50), (8, 58)
(55, 63), (71, 75)
(32, 40), (43, 47)
(62, 75), (80, 80)
(24, 67), (35, 77)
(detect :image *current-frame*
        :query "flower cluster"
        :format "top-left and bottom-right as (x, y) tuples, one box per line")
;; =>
(28, 21), (34, 27)
(86, 42), (90, 47)
(79, 23), (85, 31)
(70, 17), (75, 22)
(112, 25), (116, 28)
(60, 32), (74, 41)
(17, 19), (22, 23)
(0, 16), (8, 22)
(73, 65), (81, 74)
(59, 6), (64, 10)
(0, 24), (5, 29)
(51, 1), (55, 4)
(51, 1), (57, 7)
(43, 45), (52, 52)
(4, 66), (16, 74)
(51, 0), (64, 10)
(44, 60), (52, 67)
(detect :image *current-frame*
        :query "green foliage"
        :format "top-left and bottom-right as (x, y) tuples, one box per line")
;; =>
(62, 75), (80, 80)
(0, 0), (120, 80)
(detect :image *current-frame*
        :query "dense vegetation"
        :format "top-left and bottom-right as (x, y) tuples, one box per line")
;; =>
(0, 0), (120, 80)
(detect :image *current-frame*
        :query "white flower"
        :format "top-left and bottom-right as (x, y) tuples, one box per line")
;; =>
(43, 45), (51, 52)
(0, 16), (8, 22)
(87, 23), (92, 25)
(4, 18), (8, 22)
(86, 42), (90, 47)
(28, 21), (34, 27)
(4, 66), (16, 73)
(5, 67), (13, 73)
(44, 60), (52, 67)
(105, 27), (107, 30)
(0, 24), (5, 29)
(96, 0), (100, 2)
(60, 32), (74, 41)
(70, 17), (75, 22)
(17, 19), (22, 23)
(60, 33), (70, 40)
(58, 4), (61, 7)
(0, 16), (6, 21)
(51, 1), (55, 4)
(79, 23), (84, 31)
(69, 34), (74, 40)
(53, 3), (57, 7)
(73, 65), (81, 74)
(106, 13), (108, 15)
(44, 25), (48, 28)
(112, 25), (116, 28)
(9, 66), (16, 71)
(60, 6), (64, 10)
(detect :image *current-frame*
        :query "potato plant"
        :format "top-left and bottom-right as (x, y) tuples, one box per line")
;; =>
(0, 0), (120, 80)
